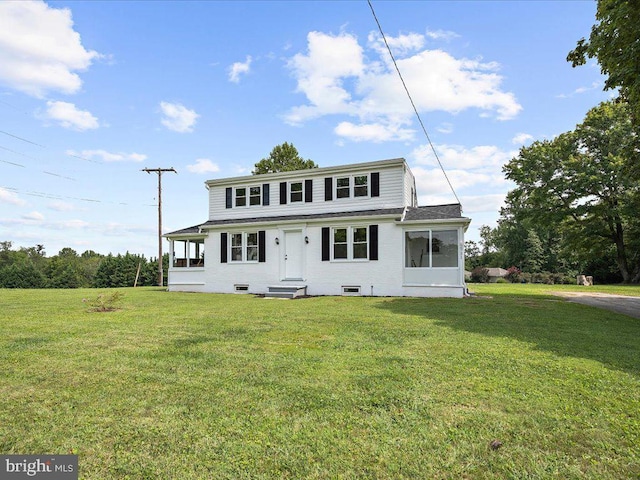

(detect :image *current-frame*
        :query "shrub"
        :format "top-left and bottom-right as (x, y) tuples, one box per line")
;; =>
(83, 291), (125, 312)
(505, 266), (522, 283)
(470, 267), (490, 283)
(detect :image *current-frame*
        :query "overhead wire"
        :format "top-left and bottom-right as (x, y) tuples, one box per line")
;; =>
(0, 185), (154, 207)
(0, 129), (45, 148)
(367, 0), (462, 206)
(0, 98), (164, 218)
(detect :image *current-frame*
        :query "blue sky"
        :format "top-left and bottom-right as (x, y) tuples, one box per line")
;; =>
(0, 0), (610, 258)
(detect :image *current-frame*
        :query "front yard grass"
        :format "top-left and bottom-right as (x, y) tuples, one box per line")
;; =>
(0, 286), (638, 479)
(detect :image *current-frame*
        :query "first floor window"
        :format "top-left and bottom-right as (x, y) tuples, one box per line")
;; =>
(332, 226), (368, 261)
(172, 239), (205, 268)
(231, 233), (243, 261)
(229, 232), (259, 262)
(353, 227), (368, 258)
(333, 228), (348, 259)
(246, 232), (258, 261)
(405, 229), (458, 268)
(222, 231), (265, 264)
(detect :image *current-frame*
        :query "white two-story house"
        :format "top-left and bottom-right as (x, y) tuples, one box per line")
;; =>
(164, 158), (471, 297)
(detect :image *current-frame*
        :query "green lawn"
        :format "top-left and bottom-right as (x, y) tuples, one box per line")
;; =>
(0, 286), (638, 479)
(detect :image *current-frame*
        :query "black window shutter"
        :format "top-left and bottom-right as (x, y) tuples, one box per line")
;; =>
(263, 184), (270, 206)
(258, 231), (266, 262)
(225, 187), (232, 209)
(305, 179), (313, 203)
(280, 182), (287, 205)
(371, 172), (380, 197)
(324, 177), (333, 201)
(220, 232), (228, 263)
(369, 225), (378, 260)
(321, 227), (330, 261)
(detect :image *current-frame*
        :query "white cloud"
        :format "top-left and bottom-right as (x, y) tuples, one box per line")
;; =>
(22, 211), (44, 222)
(284, 30), (521, 142)
(159, 101), (199, 133)
(228, 55), (252, 83)
(44, 101), (99, 130)
(0, 1), (100, 97)
(47, 200), (78, 212)
(334, 121), (414, 142)
(368, 32), (425, 57)
(459, 193), (507, 214)
(187, 158), (220, 174)
(412, 143), (517, 170)
(66, 149), (146, 162)
(285, 31), (365, 125)
(425, 29), (460, 42)
(55, 219), (91, 230)
(512, 132), (533, 145)
(413, 166), (492, 196)
(556, 81), (602, 98)
(0, 187), (27, 206)
(437, 122), (454, 134)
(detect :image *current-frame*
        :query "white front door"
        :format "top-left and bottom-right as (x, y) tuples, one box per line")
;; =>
(284, 230), (303, 280)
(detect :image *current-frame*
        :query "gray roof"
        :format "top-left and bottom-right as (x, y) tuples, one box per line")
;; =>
(165, 204), (465, 236)
(404, 204), (462, 221)
(165, 225), (204, 236)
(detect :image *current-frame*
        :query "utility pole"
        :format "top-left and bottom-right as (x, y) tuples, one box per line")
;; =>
(142, 167), (177, 287)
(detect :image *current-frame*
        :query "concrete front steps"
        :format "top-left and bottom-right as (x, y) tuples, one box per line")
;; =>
(265, 285), (307, 299)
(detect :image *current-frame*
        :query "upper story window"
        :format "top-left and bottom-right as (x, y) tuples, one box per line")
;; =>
(329, 173), (375, 200)
(336, 177), (350, 198)
(249, 186), (261, 206)
(280, 179), (312, 204)
(290, 181), (303, 203)
(354, 175), (368, 197)
(235, 186), (261, 207)
(235, 188), (246, 207)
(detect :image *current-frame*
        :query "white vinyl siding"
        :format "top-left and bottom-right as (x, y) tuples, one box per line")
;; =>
(208, 159), (409, 221)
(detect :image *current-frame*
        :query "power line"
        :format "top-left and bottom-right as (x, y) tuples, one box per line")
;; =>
(0, 185), (155, 207)
(67, 152), (102, 164)
(0, 144), (39, 160)
(0, 158), (26, 168)
(0, 145), (77, 181)
(0, 129), (45, 148)
(367, 0), (461, 206)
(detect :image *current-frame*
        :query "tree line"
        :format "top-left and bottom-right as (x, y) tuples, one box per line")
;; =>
(0, 241), (168, 289)
(466, 100), (639, 284)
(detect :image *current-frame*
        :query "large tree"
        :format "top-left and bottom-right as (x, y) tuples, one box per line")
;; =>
(567, 0), (640, 126)
(253, 142), (317, 174)
(502, 100), (640, 282)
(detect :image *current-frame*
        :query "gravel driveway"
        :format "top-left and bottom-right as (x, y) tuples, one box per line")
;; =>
(554, 291), (640, 319)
